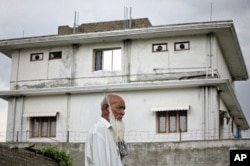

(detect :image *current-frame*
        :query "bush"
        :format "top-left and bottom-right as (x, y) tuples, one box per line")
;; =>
(39, 146), (73, 166)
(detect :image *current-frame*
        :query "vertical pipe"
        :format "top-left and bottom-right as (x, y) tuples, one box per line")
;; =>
(123, 39), (132, 83)
(206, 33), (213, 78)
(20, 96), (25, 142)
(66, 93), (71, 142)
(71, 44), (79, 86)
(179, 128), (182, 142)
(209, 33), (215, 77)
(12, 97), (17, 142)
(218, 90), (222, 139)
(201, 87), (205, 140)
(206, 35), (209, 78)
(123, 7), (126, 29)
(16, 131), (19, 142)
(129, 7), (132, 29)
(204, 86), (209, 140)
(26, 130), (29, 142)
(67, 131), (69, 143)
(73, 11), (77, 34)
(210, 3), (213, 21)
(47, 51), (50, 80)
(15, 49), (21, 89)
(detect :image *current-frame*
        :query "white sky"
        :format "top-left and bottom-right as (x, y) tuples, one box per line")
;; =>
(0, 0), (250, 133)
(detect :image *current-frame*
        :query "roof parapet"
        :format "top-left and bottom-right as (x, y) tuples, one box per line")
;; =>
(58, 18), (152, 35)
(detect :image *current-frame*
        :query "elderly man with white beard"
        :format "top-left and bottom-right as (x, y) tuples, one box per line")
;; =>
(85, 93), (128, 166)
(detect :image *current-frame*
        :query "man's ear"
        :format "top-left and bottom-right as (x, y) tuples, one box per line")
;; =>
(102, 103), (108, 111)
(102, 104), (110, 116)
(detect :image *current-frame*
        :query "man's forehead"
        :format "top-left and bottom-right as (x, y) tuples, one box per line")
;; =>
(110, 95), (125, 105)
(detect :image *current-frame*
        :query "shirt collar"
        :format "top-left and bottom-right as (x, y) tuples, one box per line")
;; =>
(100, 117), (111, 129)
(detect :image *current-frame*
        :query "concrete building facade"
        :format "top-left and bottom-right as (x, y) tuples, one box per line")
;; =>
(0, 18), (248, 143)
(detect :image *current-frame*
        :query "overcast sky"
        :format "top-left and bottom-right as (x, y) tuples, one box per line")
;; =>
(0, 0), (250, 133)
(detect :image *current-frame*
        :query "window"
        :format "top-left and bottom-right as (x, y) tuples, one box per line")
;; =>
(174, 41), (190, 51)
(152, 43), (168, 52)
(30, 117), (56, 137)
(30, 53), (43, 61)
(158, 112), (167, 133)
(49, 51), (62, 60)
(157, 111), (187, 133)
(94, 48), (121, 71)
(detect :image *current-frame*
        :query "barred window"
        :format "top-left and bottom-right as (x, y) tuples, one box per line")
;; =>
(174, 41), (190, 51)
(49, 51), (62, 60)
(152, 43), (168, 52)
(30, 53), (43, 61)
(30, 117), (56, 138)
(157, 111), (187, 133)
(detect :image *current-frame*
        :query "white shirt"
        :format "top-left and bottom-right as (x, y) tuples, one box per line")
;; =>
(85, 118), (122, 166)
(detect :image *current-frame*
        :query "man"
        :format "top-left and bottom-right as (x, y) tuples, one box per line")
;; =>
(85, 93), (128, 166)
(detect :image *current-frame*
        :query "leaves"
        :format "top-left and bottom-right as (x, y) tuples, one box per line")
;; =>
(39, 146), (73, 166)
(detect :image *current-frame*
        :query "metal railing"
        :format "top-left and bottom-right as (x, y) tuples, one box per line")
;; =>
(1, 129), (249, 143)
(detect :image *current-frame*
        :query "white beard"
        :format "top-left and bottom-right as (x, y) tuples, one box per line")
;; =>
(109, 110), (125, 143)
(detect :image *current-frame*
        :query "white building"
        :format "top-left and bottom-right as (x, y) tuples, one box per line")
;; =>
(0, 18), (248, 143)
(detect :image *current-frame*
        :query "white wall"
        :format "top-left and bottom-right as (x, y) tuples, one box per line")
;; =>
(10, 46), (72, 89)
(5, 87), (207, 142)
(73, 42), (124, 86)
(130, 35), (208, 75)
(10, 35), (218, 89)
(0, 99), (7, 142)
(5, 34), (236, 142)
(214, 38), (232, 81)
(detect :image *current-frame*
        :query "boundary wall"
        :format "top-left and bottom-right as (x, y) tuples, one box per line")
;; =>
(1, 139), (250, 166)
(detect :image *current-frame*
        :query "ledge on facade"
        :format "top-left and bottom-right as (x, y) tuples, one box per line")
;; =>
(0, 20), (248, 80)
(0, 78), (248, 130)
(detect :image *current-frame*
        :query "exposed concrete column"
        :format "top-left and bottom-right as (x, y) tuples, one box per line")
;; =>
(123, 39), (132, 83)
(203, 86), (220, 140)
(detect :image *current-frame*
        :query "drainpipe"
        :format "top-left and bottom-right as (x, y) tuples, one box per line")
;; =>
(203, 86), (209, 140)
(12, 97), (17, 142)
(20, 96), (25, 142)
(15, 49), (21, 89)
(203, 87), (206, 140)
(208, 33), (215, 77)
(71, 44), (79, 86)
(123, 39), (132, 83)
(217, 89), (222, 139)
(66, 93), (71, 142)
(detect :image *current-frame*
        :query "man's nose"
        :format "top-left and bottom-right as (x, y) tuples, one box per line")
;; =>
(120, 109), (125, 116)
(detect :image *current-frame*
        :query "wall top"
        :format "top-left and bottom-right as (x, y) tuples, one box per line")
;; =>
(58, 18), (152, 35)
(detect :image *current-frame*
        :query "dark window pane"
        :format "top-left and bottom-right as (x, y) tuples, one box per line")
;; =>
(95, 51), (102, 70)
(49, 51), (62, 60)
(180, 111), (187, 132)
(30, 53), (43, 61)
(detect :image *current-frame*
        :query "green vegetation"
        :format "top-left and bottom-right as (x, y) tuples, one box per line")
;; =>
(39, 146), (73, 166)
